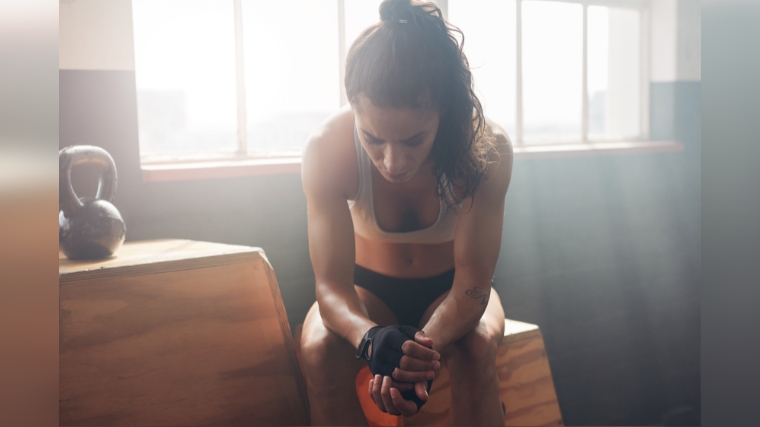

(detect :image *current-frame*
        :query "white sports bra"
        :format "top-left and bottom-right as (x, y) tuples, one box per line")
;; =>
(347, 126), (460, 244)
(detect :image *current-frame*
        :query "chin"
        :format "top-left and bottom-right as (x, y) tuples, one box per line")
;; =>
(383, 171), (413, 183)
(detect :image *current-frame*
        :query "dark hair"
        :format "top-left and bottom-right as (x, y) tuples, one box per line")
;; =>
(345, 0), (495, 205)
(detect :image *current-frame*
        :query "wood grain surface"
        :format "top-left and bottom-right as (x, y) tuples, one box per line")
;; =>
(59, 239), (309, 426)
(59, 239), (262, 283)
(404, 318), (563, 427)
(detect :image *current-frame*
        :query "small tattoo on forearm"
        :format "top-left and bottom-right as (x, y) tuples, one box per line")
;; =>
(465, 287), (489, 305)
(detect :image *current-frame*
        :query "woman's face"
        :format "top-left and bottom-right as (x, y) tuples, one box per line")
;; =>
(353, 96), (440, 184)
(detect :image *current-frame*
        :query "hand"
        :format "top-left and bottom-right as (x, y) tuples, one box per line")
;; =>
(391, 331), (440, 385)
(364, 326), (439, 382)
(367, 332), (439, 414)
(368, 375), (428, 417)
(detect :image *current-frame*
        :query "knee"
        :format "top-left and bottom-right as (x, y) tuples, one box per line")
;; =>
(300, 326), (346, 371)
(443, 325), (499, 371)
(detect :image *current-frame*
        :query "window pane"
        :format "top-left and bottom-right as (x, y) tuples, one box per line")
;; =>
(588, 6), (641, 140)
(344, 0), (384, 51)
(133, 0), (238, 158)
(449, 0), (516, 139)
(344, 1), (451, 58)
(242, 0), (339, 155)
(522, 1), (582, 143)
(587, 6), (608, 137)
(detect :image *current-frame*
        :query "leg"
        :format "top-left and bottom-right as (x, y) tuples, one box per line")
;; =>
(299, 286), (398, 426)
(418, 288), (506, 426)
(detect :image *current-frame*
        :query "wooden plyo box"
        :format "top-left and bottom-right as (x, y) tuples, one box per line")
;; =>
(59, 239), (309, 426)
(295, 319), (563, 426)
(404, 319), (564, 426)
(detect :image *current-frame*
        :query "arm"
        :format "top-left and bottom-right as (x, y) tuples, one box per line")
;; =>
(302, 126), (376, 349)
(421, 124), (514, 352)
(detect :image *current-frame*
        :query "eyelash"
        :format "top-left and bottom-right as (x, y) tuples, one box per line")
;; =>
(364, 137), (423, 147)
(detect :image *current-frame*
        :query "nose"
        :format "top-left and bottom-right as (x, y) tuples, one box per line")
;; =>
(383, 145), (406, 174)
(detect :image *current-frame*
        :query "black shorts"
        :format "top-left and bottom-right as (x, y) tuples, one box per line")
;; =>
(353, 264), (455, 328)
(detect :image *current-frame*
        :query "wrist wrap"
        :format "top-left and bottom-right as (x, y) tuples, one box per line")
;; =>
(363, 325), (419, 377)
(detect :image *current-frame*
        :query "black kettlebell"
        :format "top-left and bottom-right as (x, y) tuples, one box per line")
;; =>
(59, 145), (126, 260)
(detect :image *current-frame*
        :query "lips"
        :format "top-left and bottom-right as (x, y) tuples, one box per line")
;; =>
(386, 171), (408, 179)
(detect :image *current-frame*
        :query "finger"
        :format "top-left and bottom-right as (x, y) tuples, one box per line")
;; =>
(390, 387), (419, 417)
(389, 379), (415, 392)
(398, 355), (440, 371)
(414, 331), (434, 348)
(415, 381), (430, 402)
(369, 378), (374, 399)
(392, 367), (435, 383)
(372, 374), (386, 412)
(401, 340), (441, 360)
(381, 376), (401, 416)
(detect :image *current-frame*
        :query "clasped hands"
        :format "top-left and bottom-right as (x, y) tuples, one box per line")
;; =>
(361, 325), (441, 417)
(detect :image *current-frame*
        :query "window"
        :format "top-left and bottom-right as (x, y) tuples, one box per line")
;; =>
(449, 0), (647, 144)
(133, 0), (653, 175)
(133, 0), (340, 162)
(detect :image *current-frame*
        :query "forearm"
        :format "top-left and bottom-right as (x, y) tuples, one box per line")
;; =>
(316, 282), (378, 349)
(421, 278), (492, 351)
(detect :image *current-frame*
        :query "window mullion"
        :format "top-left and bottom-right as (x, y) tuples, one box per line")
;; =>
(338, 0), (347, 107)
(515, 0), (523, 145)
(582, 3), (589, 142)
(233, 0), (248, 155)
(640, 3), (650, 140)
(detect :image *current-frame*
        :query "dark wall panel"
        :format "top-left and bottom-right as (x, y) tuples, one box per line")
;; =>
(59, 70), (700, 426)
(496, 150), (700, 425)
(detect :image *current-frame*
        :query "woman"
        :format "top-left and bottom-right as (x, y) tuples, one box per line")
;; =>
(300, 0), (513, 425)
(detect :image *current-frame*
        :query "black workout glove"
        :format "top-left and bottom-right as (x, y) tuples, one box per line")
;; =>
(359, 325), (435, 411)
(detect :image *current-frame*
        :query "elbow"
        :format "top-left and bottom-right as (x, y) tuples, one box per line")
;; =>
(313, 282), (333, 320)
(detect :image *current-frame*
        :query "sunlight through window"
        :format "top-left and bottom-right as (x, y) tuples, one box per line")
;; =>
(522, 1), (583, 143)
(449, 0), (517, 139)
(133, 0), (238, 159)
(241, 0), (339, 156)
(132, 0), (647, 162)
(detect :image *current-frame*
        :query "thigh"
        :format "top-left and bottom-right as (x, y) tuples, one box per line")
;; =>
(300, 299), (367, 385)
(481, 287), (506, 346)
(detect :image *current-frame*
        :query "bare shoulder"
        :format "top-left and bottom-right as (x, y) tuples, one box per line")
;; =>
(302, 105), (359, 200)
(480, 117), (514, 196)
(485, 117), (514, 159)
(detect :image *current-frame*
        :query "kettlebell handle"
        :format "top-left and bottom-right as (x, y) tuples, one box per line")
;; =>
(59, 145), (118, 217)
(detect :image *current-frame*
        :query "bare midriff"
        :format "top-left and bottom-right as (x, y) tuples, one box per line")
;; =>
(354, 232), (455, 279)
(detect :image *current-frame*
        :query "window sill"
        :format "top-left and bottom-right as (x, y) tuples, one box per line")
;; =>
(140, 140), (684, 183)
(512, 140), (684, 159)
(141, 156), (301, 183)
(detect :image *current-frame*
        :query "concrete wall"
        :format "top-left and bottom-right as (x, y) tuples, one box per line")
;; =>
(59, 1), (700, 425)
(649, 0), (701, 143)
(59, 0), (135, 70)
(650, 0), (701, 82)
(676, 0), (701, 81)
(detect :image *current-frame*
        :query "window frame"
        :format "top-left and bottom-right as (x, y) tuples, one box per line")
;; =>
(139, 0), (682, 183)
(514, 0), (650, 145)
